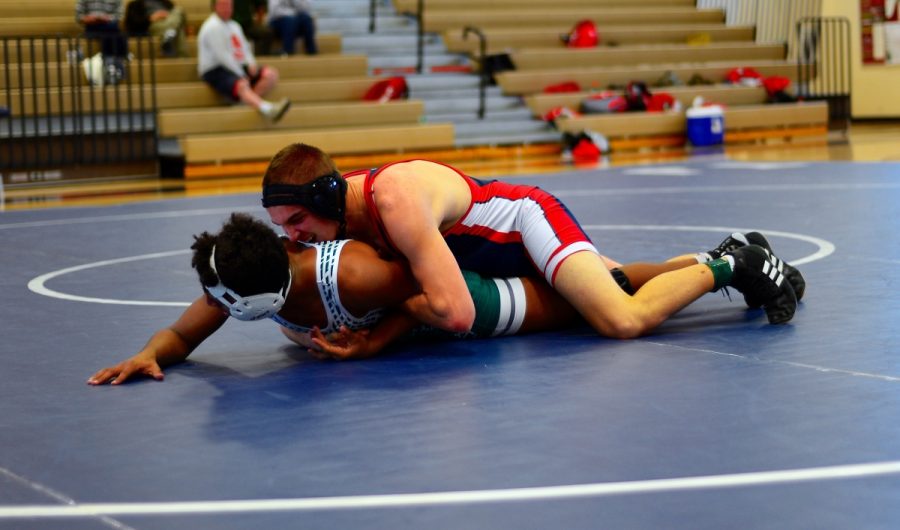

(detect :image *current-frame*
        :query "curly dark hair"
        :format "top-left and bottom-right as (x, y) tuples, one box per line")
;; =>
(191, 213), (289, 296)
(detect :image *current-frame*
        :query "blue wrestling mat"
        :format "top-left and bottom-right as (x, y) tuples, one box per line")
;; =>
(1, 160), (899, 529)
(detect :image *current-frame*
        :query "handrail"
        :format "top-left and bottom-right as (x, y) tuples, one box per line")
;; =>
(462, 26), (486, 120)
(416, 0), (424, 73)
(0, 34), (158, 174)
(795, 17), (851, 132)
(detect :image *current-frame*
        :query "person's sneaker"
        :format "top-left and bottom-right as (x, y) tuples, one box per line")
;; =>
(727, 244), (798, 324)
(161, 28), (178, 57)
(708, 231), (806, 307)
(261, 97), (291, 124)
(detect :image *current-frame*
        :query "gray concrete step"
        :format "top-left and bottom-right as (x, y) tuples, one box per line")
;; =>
(312, 0), (397, 16)
(321, 11), (560, 149)
(454, 119), (553, 137)
(422, 95), (523, 114)
(341, 33), (442, 52)
(410, 85), (505, 100)
(454, 130), (563, 147)
(406, 73), (481, 91)
(422, 107), (535, 123)
(368, 54), (469, 72)
(316, 16), (413, 33)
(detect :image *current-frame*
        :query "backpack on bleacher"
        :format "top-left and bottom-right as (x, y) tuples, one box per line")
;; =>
(363, 77), (409, 103)
(543, 81), (581, 93)
(82, 53), (126, 87)
(562, 130), (610, 162)
(579, 91), (627, 114)
(624, 81), (652, 111)
(561, 20), (599, 48)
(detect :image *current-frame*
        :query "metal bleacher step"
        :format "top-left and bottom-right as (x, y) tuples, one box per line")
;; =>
(315, 1), (561, 149)
(422, 107), (535, 123)
(0, 113), (156, 137)
(421, 95), (524, 114)
(453, 119), (554, 137)
(341, 33), (442, 53)
(316, 16), (413, 34)
(406, 73), (481, 91)
(454, 129), (563, 147)
(367, 54), (469, 73)
(410, 85), (505, 100)
(312, 0), (396, 17)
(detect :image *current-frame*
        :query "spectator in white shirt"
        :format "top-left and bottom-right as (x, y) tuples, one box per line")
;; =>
(198, 0), (290, 123)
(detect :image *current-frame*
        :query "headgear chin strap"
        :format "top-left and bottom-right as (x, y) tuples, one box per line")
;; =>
(206, 245), (291, 321)
(261, 171), (347, 222)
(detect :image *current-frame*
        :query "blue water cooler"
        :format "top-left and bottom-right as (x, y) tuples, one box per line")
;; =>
(686, 105), (725, 146)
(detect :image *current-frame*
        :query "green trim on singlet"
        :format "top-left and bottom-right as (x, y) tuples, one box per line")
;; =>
(405, 270), (501, 341)
(462, 270), (501, 337)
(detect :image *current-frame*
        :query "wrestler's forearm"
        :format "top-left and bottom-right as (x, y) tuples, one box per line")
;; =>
(403, 291), (475, 333)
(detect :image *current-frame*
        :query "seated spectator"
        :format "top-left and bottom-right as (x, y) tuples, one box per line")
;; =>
(76, 0), (128, 59)
(198, 0), (291, 123)
(124, 0), (188, 57)
(233, 0), (274, 56)
(267, 0), (317, 55)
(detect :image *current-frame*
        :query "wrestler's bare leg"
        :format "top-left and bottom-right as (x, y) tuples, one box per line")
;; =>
(552, 251), (714, 339)
(614, 255), (698, 291)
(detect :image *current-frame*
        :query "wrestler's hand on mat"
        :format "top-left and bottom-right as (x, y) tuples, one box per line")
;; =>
(309, 326), (373, 360)
(87, 354), (165, 386)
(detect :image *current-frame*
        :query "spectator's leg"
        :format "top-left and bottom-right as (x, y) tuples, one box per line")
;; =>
(235, 78), (266, 110)
(246, 23), (274, 56)
(295, 11), (317, 54)
(85, 22), (126, 58)
(149, 6), (188, 57)
(251, 66), (278, 97)
(269, 16), (296, 55)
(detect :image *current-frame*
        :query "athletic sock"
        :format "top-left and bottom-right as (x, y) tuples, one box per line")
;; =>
(694, 252), (713, 264)
(705, 256), (734, 291)
(258, 100), (273, 114)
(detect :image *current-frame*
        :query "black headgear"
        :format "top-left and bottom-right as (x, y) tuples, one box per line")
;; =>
(261, 171), (347, 222)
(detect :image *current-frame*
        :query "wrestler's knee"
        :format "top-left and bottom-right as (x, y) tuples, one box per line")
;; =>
(596, 313), (645, 340)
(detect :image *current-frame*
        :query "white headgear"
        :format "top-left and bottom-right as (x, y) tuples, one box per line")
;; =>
(206, 245), (291, 321)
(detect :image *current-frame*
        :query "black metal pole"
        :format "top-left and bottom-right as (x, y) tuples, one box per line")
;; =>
(2, 39), (13, 170)
(463, 26), (486, 120)
(416, 0), (424, 74)
(148, 35), (158, 163)
(369, 0), (376, 33)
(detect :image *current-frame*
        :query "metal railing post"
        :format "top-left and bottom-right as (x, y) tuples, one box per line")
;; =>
(795, 17), (851, 132)
(416, 0), (424, 73)
(369, 0), (377, 33)
(463, 26), (486, 120)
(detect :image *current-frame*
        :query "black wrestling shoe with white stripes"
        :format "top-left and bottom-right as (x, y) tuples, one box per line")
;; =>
(727, 244), (798, 325)
(743, 232), (806, 306)
(707, 232), (749, 260)
(708, 231), (806, 307)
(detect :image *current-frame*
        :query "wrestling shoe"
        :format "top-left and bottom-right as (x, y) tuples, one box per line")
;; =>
(743, 232), (806, 306)
(727, 244), (798, 325)
(706, 232), (750, 260)
(708, 231), (806, 307)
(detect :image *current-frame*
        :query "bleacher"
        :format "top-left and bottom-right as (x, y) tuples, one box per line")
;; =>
(0, 0), (834, 182)
(427, 0), (828, 150)
(0, 0), (457, 178)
